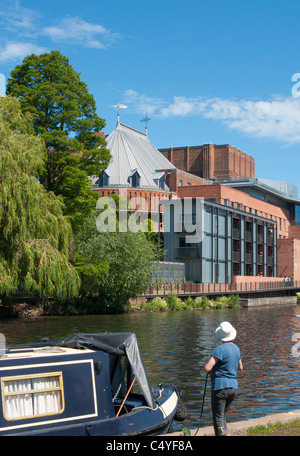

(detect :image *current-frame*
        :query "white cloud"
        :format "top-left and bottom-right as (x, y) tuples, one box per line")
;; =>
(157, 94), (300, 144)
(123, 89), (166, 115)
(0, 42), (48, 62)
(0, 1), (41, 34)
(199, 96), (300, 143)
(124, 89), (300, 144)
(160, 96), (206, 117)
(42, 17), (121, 49)
(0, 2), (122, 63)
(0, 2), (47, 63)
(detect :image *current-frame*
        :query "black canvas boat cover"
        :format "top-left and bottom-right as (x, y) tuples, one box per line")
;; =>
(61, 332), (156, 409)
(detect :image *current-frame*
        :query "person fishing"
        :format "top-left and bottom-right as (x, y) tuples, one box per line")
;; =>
(204, 321), (243, 436)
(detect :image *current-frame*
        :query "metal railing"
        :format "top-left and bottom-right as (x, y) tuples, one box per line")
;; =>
(141, 280), (300, 298)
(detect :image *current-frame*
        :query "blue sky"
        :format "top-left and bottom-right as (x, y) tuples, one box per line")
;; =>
(0, 0), (300, 190)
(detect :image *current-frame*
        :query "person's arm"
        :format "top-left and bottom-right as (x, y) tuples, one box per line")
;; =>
(204, 356), (219, 373)
(238, 359), (243, 371)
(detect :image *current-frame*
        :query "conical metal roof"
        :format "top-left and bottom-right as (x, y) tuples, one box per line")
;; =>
(102, 122), (175, 189)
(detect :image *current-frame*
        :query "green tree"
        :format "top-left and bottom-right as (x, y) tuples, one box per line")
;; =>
(0, 96), (80, 302)
(75, 215), (156, 312)
(143, 219), (165, 261)
(7, 50), (111, 231)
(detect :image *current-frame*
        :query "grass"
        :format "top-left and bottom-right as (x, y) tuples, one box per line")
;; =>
(246, 419), (300, 436)
(178, 419), (300, 437)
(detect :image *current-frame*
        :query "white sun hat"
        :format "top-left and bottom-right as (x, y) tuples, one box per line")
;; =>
(215, 321), (237, 342)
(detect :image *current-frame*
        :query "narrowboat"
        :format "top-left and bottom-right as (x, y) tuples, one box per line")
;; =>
(0, 332), (186, 436)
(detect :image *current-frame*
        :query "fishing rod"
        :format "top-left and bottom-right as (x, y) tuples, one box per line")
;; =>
(194, 372), (209, 436)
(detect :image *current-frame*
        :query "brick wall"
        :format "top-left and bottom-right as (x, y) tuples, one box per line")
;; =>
(278, 238), (300, 281)
(233, 275), (284, 284)
(159, 144), (255, 180)
(289, 225), (300, 239)
(295, 239), (300, 281)
(164, 169), (211, 193)
(177, 184), (291, 238)
(94, 188), (170, 213)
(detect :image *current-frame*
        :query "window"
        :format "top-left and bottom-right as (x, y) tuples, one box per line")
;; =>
(129, 169), (140, 187)
(179, 179), (183, 186)
(153, 174), (165, 190)
(1, 372), (64, 420)
(98, 171), (110, 187)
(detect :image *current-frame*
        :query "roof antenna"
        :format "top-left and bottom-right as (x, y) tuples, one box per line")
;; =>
(112, 103), (128, 124)
(141, 108), (151, 136)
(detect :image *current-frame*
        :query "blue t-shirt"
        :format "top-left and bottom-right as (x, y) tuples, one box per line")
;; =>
(211, 342), (241, 391)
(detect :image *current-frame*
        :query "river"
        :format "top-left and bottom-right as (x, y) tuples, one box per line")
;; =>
(0, 304), (299, 432)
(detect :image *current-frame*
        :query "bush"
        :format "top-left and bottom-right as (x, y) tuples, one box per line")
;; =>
(175, 299), (186, 310)
(193, 297), (206, 308)
(215, 296), (229, 309)
(228, 294), (240, 308)
(206, 299), (216, 309)
(134, 293), (241, 313)
(151, 297), (168, 311)
(166, 293), (182, 310)
(184, 296), (194, 309)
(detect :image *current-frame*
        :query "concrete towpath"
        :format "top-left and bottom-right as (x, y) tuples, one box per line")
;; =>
(168, 409), (300, 436)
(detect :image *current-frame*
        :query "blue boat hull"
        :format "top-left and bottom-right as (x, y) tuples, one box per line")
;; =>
(0, 334), (183, 436)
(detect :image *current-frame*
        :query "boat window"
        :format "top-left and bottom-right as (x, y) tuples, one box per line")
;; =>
(1, 372), (65, 421)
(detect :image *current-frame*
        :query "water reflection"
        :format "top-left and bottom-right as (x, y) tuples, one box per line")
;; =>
(0, 305), (299, 432)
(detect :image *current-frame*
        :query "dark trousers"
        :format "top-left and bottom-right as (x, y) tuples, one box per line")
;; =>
(211, 388), (237, 436)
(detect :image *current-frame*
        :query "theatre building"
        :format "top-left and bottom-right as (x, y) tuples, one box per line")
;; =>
(93, 119), (300, 284)
(161, 156), (300, 284)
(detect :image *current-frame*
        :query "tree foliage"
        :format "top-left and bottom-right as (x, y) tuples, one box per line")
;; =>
(75, 215), (156, 312)
(7, 50), (111, 230)
(0, 96), (80, 300)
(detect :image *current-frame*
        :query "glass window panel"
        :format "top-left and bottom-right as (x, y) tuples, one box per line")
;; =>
(2, 373), (64, 421)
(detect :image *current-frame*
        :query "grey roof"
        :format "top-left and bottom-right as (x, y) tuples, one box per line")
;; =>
(97, 122), (175, 189)
(219, 178), (300, 204)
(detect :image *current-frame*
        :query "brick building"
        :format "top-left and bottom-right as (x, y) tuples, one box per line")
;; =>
(159, 146), (300, 282)
(92, 121), (209, 221)
(163, 182), (300, 283)
(93, 120), (300, 283)
(159, 144), (255, 180)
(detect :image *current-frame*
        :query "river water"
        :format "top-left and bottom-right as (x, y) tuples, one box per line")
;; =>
(0, 304), (300, 432)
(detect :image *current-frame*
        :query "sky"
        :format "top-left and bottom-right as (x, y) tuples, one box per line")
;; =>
(0, 0), (300, 191)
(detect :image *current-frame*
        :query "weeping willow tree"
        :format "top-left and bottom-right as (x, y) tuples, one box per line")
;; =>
(0, 96), (80, 303)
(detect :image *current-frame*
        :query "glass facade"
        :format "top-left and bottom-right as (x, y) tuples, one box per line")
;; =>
(295, 204), (300, 225)
(163, 199), (278, 284)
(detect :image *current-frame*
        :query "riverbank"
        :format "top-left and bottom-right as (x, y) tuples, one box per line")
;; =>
(1, 290), (299, 318)
(168, 409), (300, 436)
(0, 294), (242, 318)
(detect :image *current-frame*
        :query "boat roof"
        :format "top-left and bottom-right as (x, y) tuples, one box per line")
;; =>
(1, 333), (156, 410)
(2, 346), (93, 360)
(61, 332), (156, 409)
